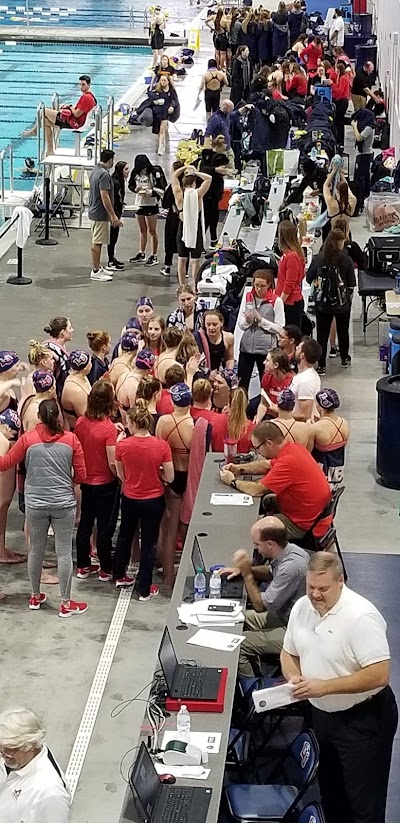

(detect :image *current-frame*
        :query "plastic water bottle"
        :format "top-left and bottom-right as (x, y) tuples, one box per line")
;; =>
(209, 571), (221, 599)
(194, 568), (206, 601)
(176, 705), (191, 743)
(311, 146), (317, 160)
(210, 251), (219, 276)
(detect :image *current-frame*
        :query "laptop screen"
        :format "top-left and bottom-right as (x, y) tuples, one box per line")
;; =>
(192, 535), (206, 574)
(130, 742), (160, 822)
(158, 627), (178, 693)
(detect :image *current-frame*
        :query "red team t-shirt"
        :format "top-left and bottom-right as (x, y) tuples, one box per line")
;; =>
(261, 372), (293, 405)
(75, 416), (117, 485)
(115, 435), (172, 499)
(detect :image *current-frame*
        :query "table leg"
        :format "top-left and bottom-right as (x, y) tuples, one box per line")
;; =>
(363, 295), (367, 344)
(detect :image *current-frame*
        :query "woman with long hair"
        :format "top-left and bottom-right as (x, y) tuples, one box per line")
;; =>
(75, 380), (118, 581)
(155, 328), (183, 385)
(254, 348), (293, 422)
(43, 317), (74, 396)
(231, 45), (253, 106)
(149, 75), (180, 156)
(115, 348), (155, 425)
(107, 160), (129, 270)
(86, 330), (111, 385)
(107, 331), (139, 390)
(166, 285), (205, 333)
(197, 310), (234, 373)
(136, 375), (163, 428)
(171, 164), (212, 288)
(276, 220), (305, 328)
(211, 386), (255, 453)
(149, 5), (165, 68)
(228, 8), (242, 59)
(291, 33), (307, 59)
(306, 228), (356, 373)
(0, 399), (87, 617)
(330, 61), (351, 150)
(195, 144), (230, 249)
(197, 58), (228, 120)
(300, 35), (323, 86)
(288, 0), (305, 47)
(322, 162), (356, 240)
(61, 350), (92, 431)
(256, 9), (272, 67)
(240, 11), (258, 66)
(238, 268), (285, 392)
(206, 7), (230, 70)
(128, 155), (165, 266)
(114, 401), (174, 597)
(271, 1), (290, 62)
(143, 316), (166, 360)
(284, 62), (307, 102)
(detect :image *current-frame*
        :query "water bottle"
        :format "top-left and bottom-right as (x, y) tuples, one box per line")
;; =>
(311, 146), (317, 160)
(194, 568), (206, 601)
(209, 571), (221, 599)
(210, 252), (219, 277)
(176, 705), (191, 743)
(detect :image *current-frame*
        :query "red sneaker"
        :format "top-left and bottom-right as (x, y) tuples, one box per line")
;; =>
(138, 585), (159, 602)
(76, 565), (99, 579)
(29, 593), (47, 610)
(59, 600), (88, 619)
(115, 576), (135, 588)
(176, 538), (183, 552)
(98, 570), (113, 582)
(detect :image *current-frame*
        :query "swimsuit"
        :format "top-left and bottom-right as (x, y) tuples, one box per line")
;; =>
(165, 414), (191, 496)
(312, 418), (347, 490)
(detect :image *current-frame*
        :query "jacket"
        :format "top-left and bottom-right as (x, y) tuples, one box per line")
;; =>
(331, 73), (351, 102)
(205, 109), (232, 147)
(239, 291), (285, 354)
(230, 56), (253, 106)
(288, 8), (305, 45)
(300, 42), (323, 73)
(271, 12), (289, 58)
(256, 21), (272, 62)
(276, 251), (305, 305)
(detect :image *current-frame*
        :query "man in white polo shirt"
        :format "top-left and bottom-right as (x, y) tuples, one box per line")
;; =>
(0, 706), (70, 822)
(281, 553), (398, 823)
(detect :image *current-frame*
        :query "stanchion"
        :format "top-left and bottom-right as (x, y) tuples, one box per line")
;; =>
(7, 246), (32, 286)
(35, 176), (58, 247)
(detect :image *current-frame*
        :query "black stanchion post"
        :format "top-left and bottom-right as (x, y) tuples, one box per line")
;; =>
(35, 176), (58, 247)
(7, 245), (32, 286)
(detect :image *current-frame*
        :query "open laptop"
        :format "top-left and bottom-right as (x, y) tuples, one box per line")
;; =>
(159, 627), (222, 701)
(130, 742), (212, 823)
(191, 536), (244, 600)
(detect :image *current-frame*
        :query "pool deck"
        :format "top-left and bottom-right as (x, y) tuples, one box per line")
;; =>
(0, 25), (187, 44)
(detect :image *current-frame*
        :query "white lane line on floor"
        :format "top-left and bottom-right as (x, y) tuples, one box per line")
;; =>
(65, 587), (133, 798)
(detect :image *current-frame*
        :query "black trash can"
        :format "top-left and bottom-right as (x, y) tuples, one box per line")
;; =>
(355, 43), (377, 69)
(389, 320), (400, 375)
(376, 375), (400, 488)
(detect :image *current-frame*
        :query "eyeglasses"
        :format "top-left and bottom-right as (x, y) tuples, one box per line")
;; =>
(253, 439), (268, 452)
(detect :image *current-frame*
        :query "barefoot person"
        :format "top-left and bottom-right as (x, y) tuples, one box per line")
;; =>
(22, 75), (97, 155)
(0, 410), (22, 591)
(0, 352), (27, 565)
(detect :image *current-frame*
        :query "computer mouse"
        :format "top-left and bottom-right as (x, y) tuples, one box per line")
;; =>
(159, 773), (177, 784)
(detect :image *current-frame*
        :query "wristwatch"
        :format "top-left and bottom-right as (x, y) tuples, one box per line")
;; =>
(230, 479), (238, 489)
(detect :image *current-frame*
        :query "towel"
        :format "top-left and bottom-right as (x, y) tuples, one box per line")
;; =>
(11, 205), (33, 249)
(182, 187), (205, 249)
(181, 417), (211, 525)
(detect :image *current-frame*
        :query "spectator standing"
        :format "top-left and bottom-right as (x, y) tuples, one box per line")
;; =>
(329, 8), (345, 48)
(288, 0), (305, 46)
(88, 149), (122, 283)
(351, 61), (378, 111)
(129, 154), (166, 266)
(230, 45), (253, 106)
(276, 221), (305, 328)
(330, 61), (351, 150)
(238, 269), (285, 392)
(204, 99), (234, 149)
(107, 160), (129, 271)
(300, 36), (323, 86)
(351, 109), (376, 215)
(271, 1), (290, 61)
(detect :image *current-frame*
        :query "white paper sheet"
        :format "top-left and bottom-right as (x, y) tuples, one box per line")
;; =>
(210, 493), (253, 506)
(187, 629), (244, 651)
(252, 682), (301, 713)
(155, 763), (210, 780)
(161, 731), (222, 754)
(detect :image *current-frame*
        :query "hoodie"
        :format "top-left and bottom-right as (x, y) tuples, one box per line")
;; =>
(0, 423), (86, 509)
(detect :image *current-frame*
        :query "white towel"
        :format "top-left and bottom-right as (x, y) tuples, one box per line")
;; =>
(182, 187), (205, 250)
(11, 205), (33, 249)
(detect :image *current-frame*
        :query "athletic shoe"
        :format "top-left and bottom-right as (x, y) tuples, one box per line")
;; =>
(138, 584), (159, 602)
(158, 147), (165, 156)
(90, 269), (113, 282)
(107, 260), (125, 270)
(329, 347), (338, 358)
(98, 570), (113, 582)
(209, 241), (218, 250)
(115, 575), (135, 588)
(76, 565), (99, 579)
(160, 266), (171, 276)
(341, 357), (351, 368)
(130, 252), (145, 263)
(146, 255), (158, 266)
(29, 593), (47, 610)
(59, 600), (88, 618)
(317, 366), (326, 376)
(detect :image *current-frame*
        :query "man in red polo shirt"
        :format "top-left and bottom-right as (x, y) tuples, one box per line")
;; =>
(220, 420), (332, 539)
(22, 75), (97, 155)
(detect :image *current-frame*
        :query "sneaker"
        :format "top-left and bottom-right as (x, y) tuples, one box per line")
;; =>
(130, 252), (145, 263)
(341, 357), (351, 368)
(90, 268), (113, 282)
(158, 146), (165, 156)
(113, 259), (125, 269)
(59, 600), (88, 618)
(29, 593), (47, 610)
(115, 575), (135, 588)
(76, 565), (99, 579)
(107, 260), (125, 270)
(329, 347), (338, 358)
(317, 366), (326, 376)
(145, 255), (158, 266)
(98, 570), (113, 582)
(138, 584), (159, 602)
(160, 266), (171, 276)
(209, 241), (218, 250)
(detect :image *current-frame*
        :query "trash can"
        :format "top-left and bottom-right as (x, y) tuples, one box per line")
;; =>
(389, 321), (400, 375)
(355, 43), (377, 69)
(376, 375), (400, 488)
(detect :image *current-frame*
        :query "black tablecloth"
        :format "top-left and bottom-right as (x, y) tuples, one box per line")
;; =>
(358, 270), (394, 296)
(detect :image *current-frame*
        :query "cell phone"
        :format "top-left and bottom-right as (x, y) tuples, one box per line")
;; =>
(207, 604), (235, 613)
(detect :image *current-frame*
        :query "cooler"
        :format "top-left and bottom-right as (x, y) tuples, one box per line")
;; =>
(376, 375), (400, 488)
(389, 321), (400, 375)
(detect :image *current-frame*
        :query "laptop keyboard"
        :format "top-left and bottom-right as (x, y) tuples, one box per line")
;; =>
(179, 667), (206, 698)
(162, 787), (195, 823)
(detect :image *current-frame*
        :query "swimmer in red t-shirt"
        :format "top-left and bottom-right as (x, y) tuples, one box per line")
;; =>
(22, 75), (97, 155)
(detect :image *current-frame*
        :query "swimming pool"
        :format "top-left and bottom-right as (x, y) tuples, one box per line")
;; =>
(0, 41), (152, 189)
(0, 0), (188, 28)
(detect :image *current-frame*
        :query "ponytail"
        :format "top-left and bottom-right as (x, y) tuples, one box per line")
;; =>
(228, 387), (249, 440)
(38, 399), (63, 434)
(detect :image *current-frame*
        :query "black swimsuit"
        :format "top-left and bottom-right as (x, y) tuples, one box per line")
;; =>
(207, 334), (226, 371)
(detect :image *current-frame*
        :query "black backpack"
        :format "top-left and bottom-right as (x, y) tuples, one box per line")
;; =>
(314, 265), (347, 314)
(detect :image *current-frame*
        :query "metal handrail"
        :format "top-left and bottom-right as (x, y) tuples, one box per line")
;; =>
(106, 96), (114, 152)
(36, 101), (46, 164)
(52, 92), (60, 111)
(0, 145), (14, 203)
(0, 213), (19, 242)
(93, 105), (103, 165)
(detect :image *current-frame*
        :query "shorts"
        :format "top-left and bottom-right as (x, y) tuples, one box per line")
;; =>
(169, 470), (188, 496)
(91, 220), (110, 245)
(177, 219), (204, 260)
(136, 205), (159, 216)
(55, 113), (73, 130)
(205, 88), (221, 114)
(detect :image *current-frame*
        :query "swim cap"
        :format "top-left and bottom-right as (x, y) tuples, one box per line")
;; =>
(277, 389), (296, 411)
(135, 348), (155, 370)
(219, 368), (239, 390)
(136, 296), (154, 309)
(69, 350), (91, 371)
(32, 370), (55, 393)
(0, 351), (19, 373)
(316, 388), (340, 410)
(0, 408), (21, 433)
(170, 382), (192, 407)
(121, 331), (139, 352)
(125, 317), (142, 332)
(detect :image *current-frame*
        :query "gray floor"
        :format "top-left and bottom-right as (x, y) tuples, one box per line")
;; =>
(0, 27), (399, 823)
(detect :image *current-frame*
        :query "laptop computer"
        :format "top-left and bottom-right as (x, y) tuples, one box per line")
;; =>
(159, 627), (222, 701)
(130, 742), (212, 823)
(191, 536), (244, 600)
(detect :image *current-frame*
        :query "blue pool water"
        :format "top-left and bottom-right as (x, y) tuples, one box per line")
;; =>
(0, 0), (187, 28)
(0, 41), (152, 188)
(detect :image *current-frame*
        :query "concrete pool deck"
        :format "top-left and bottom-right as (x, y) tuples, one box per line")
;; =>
(0, 25), (188, 44)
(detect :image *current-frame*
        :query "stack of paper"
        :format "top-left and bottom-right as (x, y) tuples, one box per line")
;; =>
(187, 629), (244, 652)
(177, 599), (244, 628)
(210, 493), (253, 506)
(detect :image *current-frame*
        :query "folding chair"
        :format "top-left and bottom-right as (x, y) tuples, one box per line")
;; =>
(291, 487), (348, 581)
(296, 803), (326, 823)
(225, 730), (319, 822)
(35, 185), (70, 237)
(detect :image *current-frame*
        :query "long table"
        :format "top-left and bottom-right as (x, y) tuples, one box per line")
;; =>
(119, 454), (259, 823)
(358, 270), (394, 343)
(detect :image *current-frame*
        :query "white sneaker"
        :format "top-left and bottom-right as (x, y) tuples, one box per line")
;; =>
(103, 263), (115, 272)
(157, 146), (165, 156)
(90, 268), (113, 282)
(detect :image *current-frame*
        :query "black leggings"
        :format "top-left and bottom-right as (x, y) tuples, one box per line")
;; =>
(284, 299), (304, 329)
(113, 493), (165, 596)
(354, 153), (372, 212)
(108, 225), (120, 262)
(316, 310), (351, 368)
(334, 97), (348, 148)
(164, 209), (180, 267)
(238, 351), (266, 392)
(204, 196), (220, 244)
(76, 479), (119, 574)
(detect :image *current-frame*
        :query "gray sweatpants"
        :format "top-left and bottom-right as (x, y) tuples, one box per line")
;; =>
(26, 506), (76, 601)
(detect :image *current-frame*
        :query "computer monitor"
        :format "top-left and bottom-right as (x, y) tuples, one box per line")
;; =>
(192, 535), (206, 574)
(158, 627), (178, 693)
(131, 742), (160, 823)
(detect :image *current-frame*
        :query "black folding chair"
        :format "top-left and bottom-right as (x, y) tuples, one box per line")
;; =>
(291, 487), (347, 581)
(35, 185), (70, 237)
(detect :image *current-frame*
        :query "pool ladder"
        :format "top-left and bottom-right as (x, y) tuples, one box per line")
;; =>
(0, 144), (14, 203)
